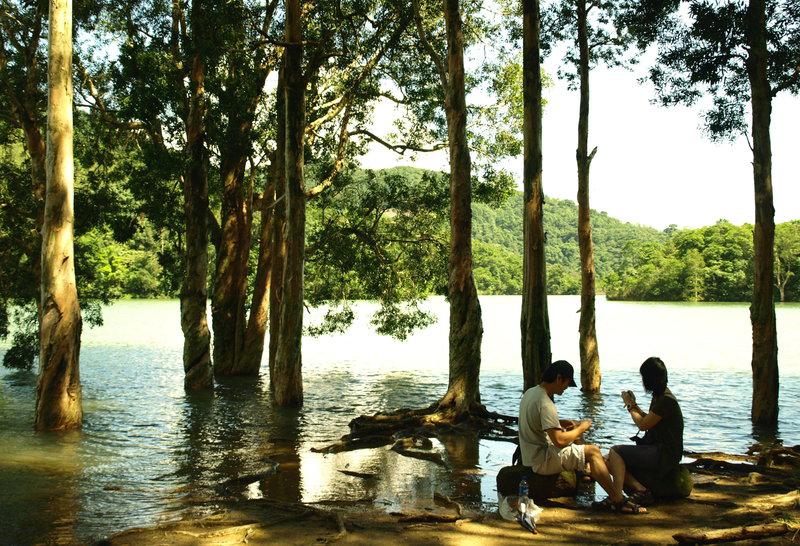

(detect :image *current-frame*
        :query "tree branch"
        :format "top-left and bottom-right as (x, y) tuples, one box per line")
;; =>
(306, 104), (352, 199)
(349, 129), (447, 154)
(412, 0), (448, 92)
(307, 17), (407, 133)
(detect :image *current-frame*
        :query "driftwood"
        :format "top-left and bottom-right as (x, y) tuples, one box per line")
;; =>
(673, 522), (791, 544)
(684, 451), (757, 463)
(311, 435), (394, 454)
(685, 457), (788, 478)
(220, 462), (280, 488)
(337, 469), (379, 480)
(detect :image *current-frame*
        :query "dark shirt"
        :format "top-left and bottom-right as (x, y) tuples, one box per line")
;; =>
(641, 388), (684, 467)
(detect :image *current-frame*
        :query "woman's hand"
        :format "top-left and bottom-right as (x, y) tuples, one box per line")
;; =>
(621, 390), (636, 407)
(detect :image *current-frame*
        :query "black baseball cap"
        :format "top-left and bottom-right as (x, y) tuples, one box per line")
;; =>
(542, 360), (577, 387)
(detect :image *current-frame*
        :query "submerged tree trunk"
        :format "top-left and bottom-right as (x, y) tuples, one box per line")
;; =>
(521, 0), (551, 391)
(576, 0), (600, 392)
(268, 66), (287, 388)
(180, 26), (213, 390)
(36, 0), (82, 431)
(747, 0), (778, 426)
(438, 0), (483, 414)
(239, 176), (276, 375)
(211, 150), (253, 377)
(273, 0), (305, 406)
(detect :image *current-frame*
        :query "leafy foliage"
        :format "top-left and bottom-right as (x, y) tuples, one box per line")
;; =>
(621, 0), (800, 140)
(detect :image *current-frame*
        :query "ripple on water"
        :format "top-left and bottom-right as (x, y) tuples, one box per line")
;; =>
(1, 296), (800, 543)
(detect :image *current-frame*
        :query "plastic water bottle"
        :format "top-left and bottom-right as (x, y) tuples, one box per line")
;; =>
(518, 478), (529, 515)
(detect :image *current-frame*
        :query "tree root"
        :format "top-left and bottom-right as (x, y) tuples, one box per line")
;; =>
(391, 445), (446, 466)
(433, 492), (463, 517)
(313, 403), (518, 455)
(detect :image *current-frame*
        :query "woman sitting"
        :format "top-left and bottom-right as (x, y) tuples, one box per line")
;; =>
(612, 357), (684, 506)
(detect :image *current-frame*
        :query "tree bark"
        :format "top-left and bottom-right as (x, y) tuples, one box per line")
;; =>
(211, 150), (253, 377)
(746, 0), (778, 426)
(273, 0), (305, 406)
(239, 175), (276, 375)
(576, 0), (600, 392)
(268, 65), (287, 388)
(180, 7), (213, 390)
(36, 0), (82, 431)
(437, 0), (483, 414)
(521, 0), (551, 391)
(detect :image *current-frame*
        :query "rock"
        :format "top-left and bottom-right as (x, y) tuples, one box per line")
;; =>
(496, 465), (578, 503)
(635, 466), (694, 499)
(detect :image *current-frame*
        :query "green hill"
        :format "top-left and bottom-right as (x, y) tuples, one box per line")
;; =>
(472, 193), (666, 295)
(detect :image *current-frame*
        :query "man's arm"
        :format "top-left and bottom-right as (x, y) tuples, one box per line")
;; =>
(559, 419), (577, 431)
(546, 420), (591, 448)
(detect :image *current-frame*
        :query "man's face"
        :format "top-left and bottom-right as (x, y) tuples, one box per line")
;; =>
(554, 375), (571, 395)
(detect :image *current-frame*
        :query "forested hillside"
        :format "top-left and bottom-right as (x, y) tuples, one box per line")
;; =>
(472, 192), (666, 295)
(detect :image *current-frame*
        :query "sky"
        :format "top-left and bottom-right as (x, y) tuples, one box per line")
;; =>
(357, 52), (800, 231)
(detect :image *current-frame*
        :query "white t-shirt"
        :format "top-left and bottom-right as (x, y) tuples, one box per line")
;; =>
(518, 385), (561, 468)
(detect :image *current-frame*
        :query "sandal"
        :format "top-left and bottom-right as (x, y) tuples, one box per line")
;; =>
(591, 496), (647, 514)
(613, 498), (647, 514)
(591, 496), (614, 510)
(629, 489), (655, 506)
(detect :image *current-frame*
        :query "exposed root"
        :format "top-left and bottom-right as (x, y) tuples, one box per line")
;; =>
(391, 445), (446, 466)
(433, 492), (463, 517)
(313, 401), (518, 455)
(396, 513), (464, 524)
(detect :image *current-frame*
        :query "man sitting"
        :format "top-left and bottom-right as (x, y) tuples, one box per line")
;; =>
(518, 360), (646, 514)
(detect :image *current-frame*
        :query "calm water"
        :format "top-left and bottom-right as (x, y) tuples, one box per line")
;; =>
(1, 296), (799, 544)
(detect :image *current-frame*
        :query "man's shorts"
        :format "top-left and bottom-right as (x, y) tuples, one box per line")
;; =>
(534, 443), (586, 475)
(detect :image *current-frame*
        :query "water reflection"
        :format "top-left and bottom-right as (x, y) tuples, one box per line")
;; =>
(0, 432), (82, 544)
(260, 406), (302, 503)
(440, 433), (483, 507)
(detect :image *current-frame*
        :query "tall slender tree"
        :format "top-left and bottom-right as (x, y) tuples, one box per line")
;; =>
(36, 0), (82, 431)
(180, 0), (212, 389)
(272, 0), (305, 406)
(623, 0), (800, 424)
(441, 0), (483, 412)
(521, 0), (550, 391)
(575, 0), (601, 392)
(546, 0), (630, 392)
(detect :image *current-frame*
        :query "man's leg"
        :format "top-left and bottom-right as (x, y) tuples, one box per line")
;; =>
(584, 444), (624, 503)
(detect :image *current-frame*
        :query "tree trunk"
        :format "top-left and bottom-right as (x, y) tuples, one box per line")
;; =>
(211, 150), (253, 377)
(746, 0), (778, 426)
(268, 65), (287, 388)
(521, 0), (551, 391)
(36, 0), (82, 431)
(180, 20), (213, 390)
(576, 0), (600, 392)
(437, 0), (483, 414)
(273, 0), (305, 406)
(239, 177), (276, 375)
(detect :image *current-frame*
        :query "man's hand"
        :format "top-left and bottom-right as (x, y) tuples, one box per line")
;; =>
(621, 390), (636, 407)
(578, 419), (592, 432)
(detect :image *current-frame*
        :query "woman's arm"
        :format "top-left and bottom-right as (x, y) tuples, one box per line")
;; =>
(627, 403), (662, 431)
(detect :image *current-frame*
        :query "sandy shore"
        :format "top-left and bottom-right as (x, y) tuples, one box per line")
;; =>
(106, 465), (799, 545)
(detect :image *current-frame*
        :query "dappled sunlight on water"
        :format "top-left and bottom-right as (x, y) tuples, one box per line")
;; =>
(1, 296), (799, 543)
